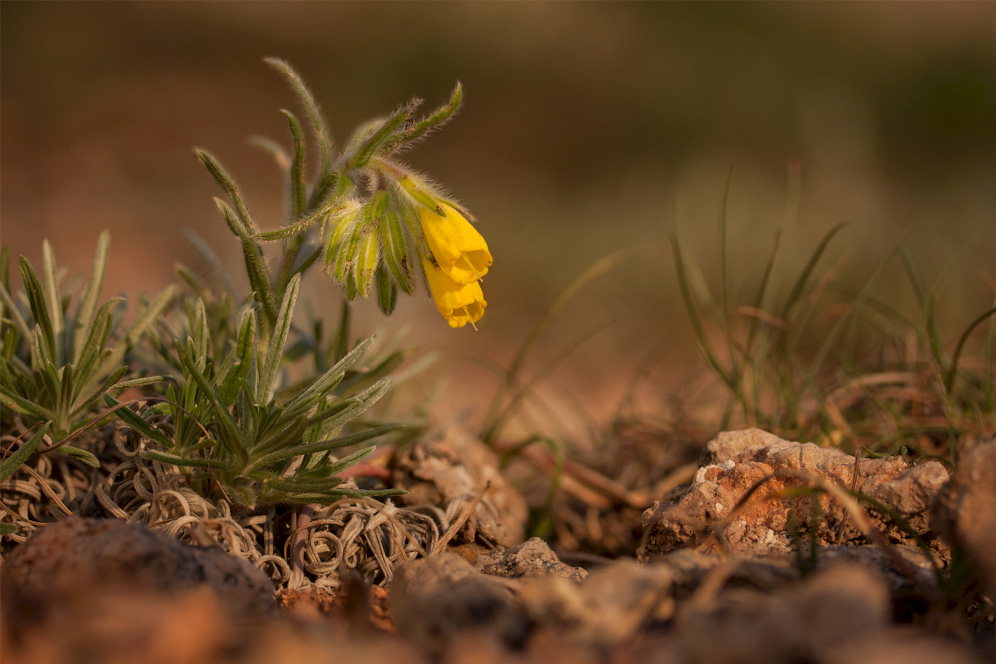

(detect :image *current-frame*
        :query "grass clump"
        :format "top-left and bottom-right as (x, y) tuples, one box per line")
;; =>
(670, 171), (995, 460)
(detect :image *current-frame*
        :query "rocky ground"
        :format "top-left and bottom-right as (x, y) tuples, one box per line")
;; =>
(2, 428), (994, 663)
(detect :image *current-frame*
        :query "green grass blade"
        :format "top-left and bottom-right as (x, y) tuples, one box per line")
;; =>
(669, 231), (736, 389)
(480, 247), (638, 443)
(780, 223), (847, 320)
(944, 307), (996, 394)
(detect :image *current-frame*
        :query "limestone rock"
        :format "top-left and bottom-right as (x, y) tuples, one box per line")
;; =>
(639, 429), (949, 559)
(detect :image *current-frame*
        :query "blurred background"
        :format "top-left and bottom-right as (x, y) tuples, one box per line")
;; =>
(3, 3), (995, 439)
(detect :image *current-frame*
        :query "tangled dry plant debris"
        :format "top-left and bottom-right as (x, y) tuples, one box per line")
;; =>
(2, 428), (995, 663)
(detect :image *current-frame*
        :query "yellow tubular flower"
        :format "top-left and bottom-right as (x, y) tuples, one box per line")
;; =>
(422, 258), (487, 329)
(418, 202), (492, 284)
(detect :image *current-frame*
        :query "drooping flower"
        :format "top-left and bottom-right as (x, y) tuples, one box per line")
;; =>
(417, 202), (492, 285)
(421, 257), (487, 328)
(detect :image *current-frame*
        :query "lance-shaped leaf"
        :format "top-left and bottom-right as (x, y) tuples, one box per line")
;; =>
(250, 423), (400, 469)
(259, 274), (300, 403)
(347, 101), (417, 169)
(282, 336), (374, 418)
(176, 345), (248, 465)
(104, 395), (175, 449)
(264, 57), (332, 185)
(219, 309), (255, 404)
(392, 82), (463, 149)
(306, 377), (391, 438)
(195, 149), (257, 234)
(19, 258), (55, 359)
(0, 421), (50, 482)
(40, 240), (65, 363)
(141, 449), (216, 469)
(100, 285), (176, 378)
(281, 108), (307, 220)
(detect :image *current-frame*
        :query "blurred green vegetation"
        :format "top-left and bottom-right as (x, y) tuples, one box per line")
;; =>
(2, 2), (994, 436)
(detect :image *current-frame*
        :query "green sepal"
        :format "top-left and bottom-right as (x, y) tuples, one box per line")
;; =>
(378, 199), (415, 293)
(353, 223), (380, 299)
(376, 265), (398, 315)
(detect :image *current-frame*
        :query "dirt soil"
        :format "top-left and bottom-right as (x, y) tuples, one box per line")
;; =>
(1, 427), (994, 663)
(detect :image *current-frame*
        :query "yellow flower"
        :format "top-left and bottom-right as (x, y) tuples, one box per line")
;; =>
(418, 202), (492, 284)
(422, 258), (487, 329)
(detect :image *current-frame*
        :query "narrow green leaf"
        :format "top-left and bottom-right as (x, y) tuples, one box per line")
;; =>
(254, 197), (342, 242)
(282, 109), (307, 220)
(140, 448), (215, 469)
(348, 104), (414, 169)
(76, 298), (122, 383)
(71, 231), (111, 365)
(255, 424), (399, 466)
(192, 297), (209, 372)
(259, 274), (300, 402)
(19, 258), (55, 359)
(0, 383), (52, 421)
(215, 199), (275, 327)
(100, 286), (175, 377)
(263, 57), (332, 183)
(780, 223), (847, 320)
(394, 82), (464, 148)
(176, 346), (247, 464)
(195, 149), (256, 234)
(306, 377), (390, 433)
(58, 444), (99, 468)
(0, 421), (50, 481)
(40, 240), (65, 362)
(284, 335), (373, 417)
(219, 309), (255, 404)
(0, 280), (31, 341)
(70, 365), (128, 420)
